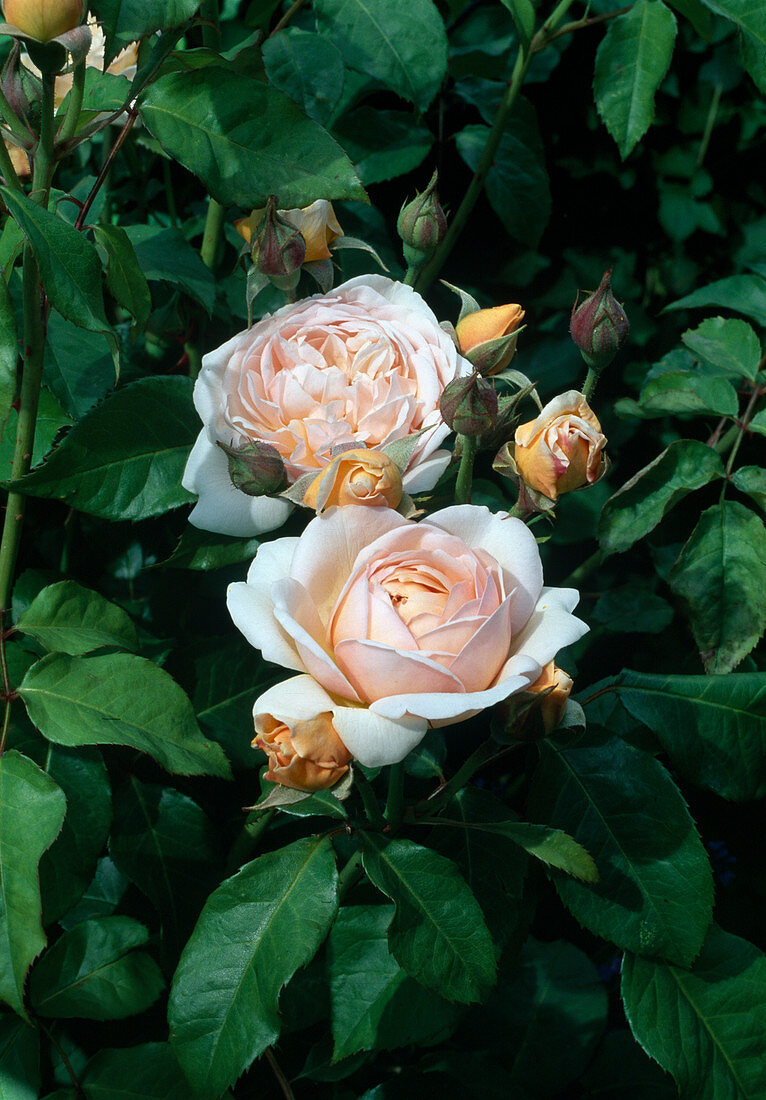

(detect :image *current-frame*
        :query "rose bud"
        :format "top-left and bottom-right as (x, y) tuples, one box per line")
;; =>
(398, 169), (447, 264)
(456, 303), (525, 376)
(235, 198), (342, 263)
(303, 448), (403, 513)
(217, 439), (288, 497)
(526, 662), (573, 734)
(440, 371), (498, 437)
(250, 195), (306, 281)
(514, 391), (606, 502)
(570, 268), (629, 372)
(253, 710), (352, 793)
(3, 0), (83, 40)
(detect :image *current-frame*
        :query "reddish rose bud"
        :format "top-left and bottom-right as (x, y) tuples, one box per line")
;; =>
(252, 195), (306, 280)
(440, 371), (498, 437)
(217, 439), (288, 497)
(570, 269), (629, 371)
(398, 170), (447, 261)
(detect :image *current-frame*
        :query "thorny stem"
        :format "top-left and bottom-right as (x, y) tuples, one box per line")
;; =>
(581, 365), (600, 401)
(355, 769), (386, 829)
(57, 59), (87, 143)
(536, 3), (632, 50)
(454, 434), (478, 505)
(337, 848), (364, 899)
(74, 107), (138, 230)
(384, 761), (406, 828)
(724, 385), (764, 481)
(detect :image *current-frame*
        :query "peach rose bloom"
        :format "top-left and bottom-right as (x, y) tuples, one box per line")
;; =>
(236, 199), (343, 262)
(228, 505), (588, 766)
(514, 391), (606, 501)
(527, 661), (573, 733)
(302, 448), (402, 512)
(4, 0), (82, 40)
(254, 700), (351, 791)
(184, 275), (471, 537)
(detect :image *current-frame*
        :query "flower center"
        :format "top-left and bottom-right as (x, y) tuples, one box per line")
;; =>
(380, 567), (450, 629)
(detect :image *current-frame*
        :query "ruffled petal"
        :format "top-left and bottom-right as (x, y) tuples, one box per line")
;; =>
(511, 586), (588, 667)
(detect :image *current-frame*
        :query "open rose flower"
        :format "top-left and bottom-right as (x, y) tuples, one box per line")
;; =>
(183, 275), (471, 537)
(514, 391), (606, 502)
(228, 505), (588, 766)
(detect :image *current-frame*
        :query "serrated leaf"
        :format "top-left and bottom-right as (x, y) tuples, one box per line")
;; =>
(622, 925), (766, 1099)
(499, 0), (536, 48)
(29, 917), (164, 1019)
(315, 0), (447, 111)
(162, 527), (260, 572)
(664, 274), (766, 327)
(140, 69), (366, 209)
(598, 439), (724, 555)
(19, 652), (231, 779)
(333, 108), (433, 185)
(613, 669), (766, 802)
(0, 751), (66, 1018)
(359, 835), (497, 1004)
(123, 225), (216, 315)
(89, 0), (203, 65)
(7, 377), (198, 521)
(0, 188), (117, 366)
(192, 641), (277, 769)
(262, 28), (345, 125)
(80, 1042), (190, 1100)
(592, 585), (674, 633)
(0, 1014), (41, 1099)
(529, 731), (713, 967)
(681, 316), (761, 380)
(93, 225), (152, 329)
(698, 0), (766, 92)
(636, 370), (739, 417)
(593, 0), (677, 158)
(168, 837), (338, 1098)
(732, 466), (766, 513)
(431, 817), (598, 883)
(43, 313), (115, 419)
(669, 501), (766, 673)
(17, 581), (138, 656)
(60, 857), (128, 930)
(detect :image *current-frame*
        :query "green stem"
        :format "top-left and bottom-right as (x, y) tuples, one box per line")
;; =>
(57, 59), (86, 144)
(225, 808), (275, 873)
(581, 365), (600, 401)
(384, 761), (405, 828)
(354, 769), (386, 829)
(200, 196), (227, 271)
(200, 0), (223, 50)
(724, 385), (764, 480)
(712, 424), (739, 456)
(419, 738), (503, 815)
(271, 0), (308, 35)
(337, 848), (364, 900)
(697, 82), (723, 169)
(454, 434), (477, 504)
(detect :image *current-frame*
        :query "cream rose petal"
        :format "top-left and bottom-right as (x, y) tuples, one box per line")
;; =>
(183, 434), (293, 537)
(511, 586), (588, 667)
(271, 580), (362, 702)
(335, 638), (465, 700)
(227, 538), (304, 672)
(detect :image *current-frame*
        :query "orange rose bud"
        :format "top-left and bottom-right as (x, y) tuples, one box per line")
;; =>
(455, 303), (525, 375)
(253, 711), (352, 792)
(303, 448), (403, 512)
(514, 390), (606, 501)
(528, 662), (573, 734)
(3, 0), (83, 40)
(235, 199), (342, 263)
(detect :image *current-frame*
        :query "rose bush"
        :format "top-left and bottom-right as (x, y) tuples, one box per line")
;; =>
(228, 504), (587, 767)
(514, 390), (607, 501)
(183, 275), (472, 536)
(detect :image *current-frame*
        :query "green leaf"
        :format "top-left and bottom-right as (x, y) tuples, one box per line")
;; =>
(168, 837), (338, 1098)
(664, 274), (766, 328)
(529, 731), (713, 967)
(598, 440), (724, 555)
(681, 317), (761, 380)
(123, 226), (216, 315)
(473, 938), (608, 1097)
(499, 0), (536, 48)
(262, 28), (345, 125)
(0, 188), (117, 366)
(666, 0), (713, 38)
(329, 905), (462, 1061)
(17, 581), (138, 656)
(732, 466), (766, 513)
(0, 389), (71, 480)
(0, 275), (17, 435)
(140, 69), (366, 209)
(669, 501), (766, 673)
(7, 377), (198, 521)
(752, 410), (766, 437)
(162, 527), (260, 571)
(593, 0), (677, 158)
(18, 652), (231, 779)
(28, 916), (164, 1019)
(89, 0), (203, 64)
(109, 779), (219, 956)
(635, 370), (739, 417)
(699, 0), (766, 92)
(613, 670), (766, 801)
(193, 641), (277, 769)
(333, 108), (433, 186)
(456, 103), (550, 247)
(592, 585), (674, 633)
(92, 225), (152, 329)
(39, 745), (112, 926)
(43, 313), (115, 419)
(315, 0), (448, 111)
(359, 835), (497, 1004)
(432, 817), (597, 883)
(0, 751), (66, 1018)
(0, 1014), (41, 1100)
(80, 1042), (190, 1100)
(60, 857), (128, 930)
(622, 926), (766, 1099)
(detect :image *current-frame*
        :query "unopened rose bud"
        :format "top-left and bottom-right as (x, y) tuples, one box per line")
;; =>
(515, 663), (573, 739)
(303, 448), (403, 513)
(251, 195), (306, 280)
(398, 170), (447, 261)
(456, 303), (525, 376)
(235, 199), (342, 264)
(1, 43), (30, 119)
(217, 439), (288, 497)
(253, 710), (352, 792)
(514, 391), (606, 502)
(3, 0), (83, 40)
(570, 269), (629, 372)
(440, 371), (498, 437)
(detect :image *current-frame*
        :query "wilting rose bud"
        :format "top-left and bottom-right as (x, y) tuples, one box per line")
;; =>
(217, 439), (288, 497)
(440, 371), (498, 437)
(526, 662), (573, 734)
(3, 0), (83, 40)
(570, 269), (629, 371)
(303, 448), (403, 512)
(514, 391), (606, 501)
(250, 195), (306, 280)
(235, 199), (342, 263)
(456, 303), (525, 376)
(253, 710), (352, 792)
(398, 170), (447, 261)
